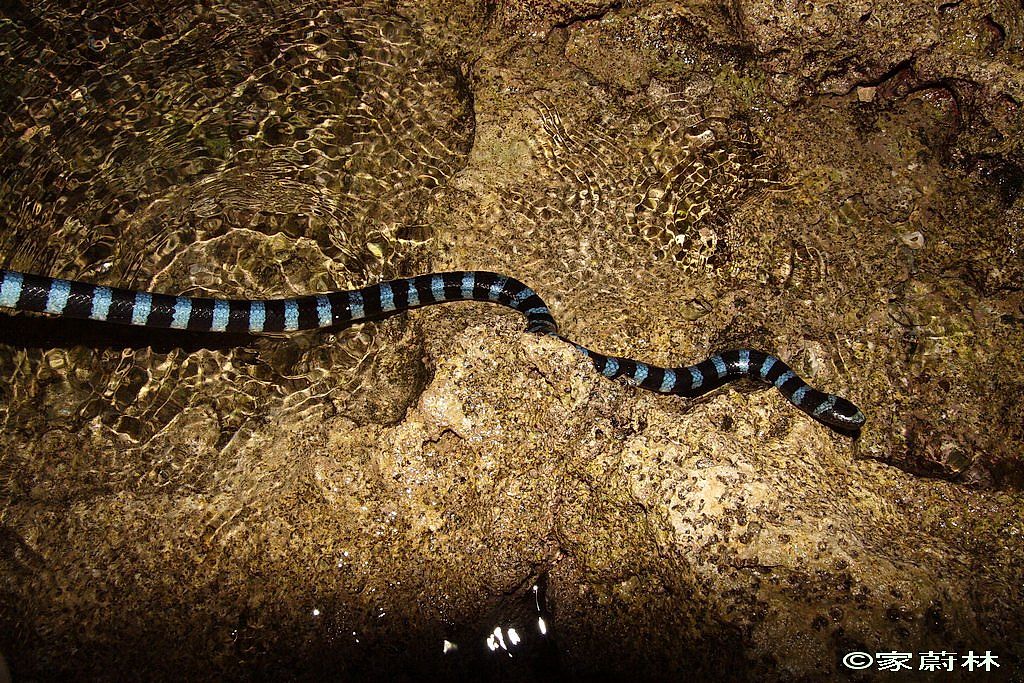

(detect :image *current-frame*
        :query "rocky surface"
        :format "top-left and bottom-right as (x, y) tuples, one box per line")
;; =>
(1, 0), (1022, 679)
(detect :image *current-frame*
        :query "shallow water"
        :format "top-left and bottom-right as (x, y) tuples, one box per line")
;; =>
(2, 0), (1022, 679)
(0, 1), (472, 447)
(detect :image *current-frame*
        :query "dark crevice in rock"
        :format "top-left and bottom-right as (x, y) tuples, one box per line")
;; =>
(551, 2), (624, 31)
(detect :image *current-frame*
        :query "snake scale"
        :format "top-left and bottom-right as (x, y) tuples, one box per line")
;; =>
(0, 268), (865, 435)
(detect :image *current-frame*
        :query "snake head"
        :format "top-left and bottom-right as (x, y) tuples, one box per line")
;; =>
(814, 394), (866, 435)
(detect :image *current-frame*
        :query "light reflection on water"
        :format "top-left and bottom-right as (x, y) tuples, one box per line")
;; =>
(444, 575), (561, 673)
(0, 0), (473, 450)
(0, 1), (573, 675)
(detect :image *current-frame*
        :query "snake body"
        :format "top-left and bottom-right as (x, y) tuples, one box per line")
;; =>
(0, 268), (865, 434)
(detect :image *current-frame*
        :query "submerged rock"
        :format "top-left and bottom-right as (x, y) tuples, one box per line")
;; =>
(2, 0), (1023, 679)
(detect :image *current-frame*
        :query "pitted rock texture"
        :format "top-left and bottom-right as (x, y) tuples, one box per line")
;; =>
(2, 0), (1023, 680)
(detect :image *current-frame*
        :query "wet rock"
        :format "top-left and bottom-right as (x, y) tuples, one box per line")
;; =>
(2, 0), (1024, 679)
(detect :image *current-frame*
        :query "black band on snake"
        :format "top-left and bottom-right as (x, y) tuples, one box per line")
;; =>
(0, 268), (866, 435)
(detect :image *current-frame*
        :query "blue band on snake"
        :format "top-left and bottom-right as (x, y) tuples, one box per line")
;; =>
(0, 268), (866, 435)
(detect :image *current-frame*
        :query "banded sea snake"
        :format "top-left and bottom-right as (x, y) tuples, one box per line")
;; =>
(0, 268), (865, 435)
